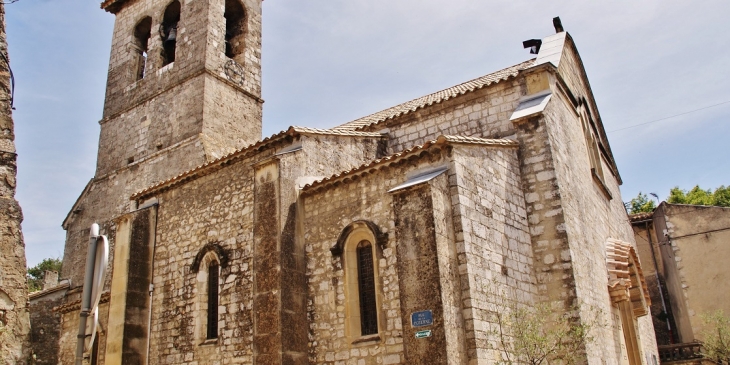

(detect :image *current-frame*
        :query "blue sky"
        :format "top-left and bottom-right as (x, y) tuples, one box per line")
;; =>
(7, 0), (730, 267)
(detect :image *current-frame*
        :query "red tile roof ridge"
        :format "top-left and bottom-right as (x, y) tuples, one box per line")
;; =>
(628, 211), (654, 222)
(333, 58), (536, 131)
(130, 126), (385, 200)
(301, 135), (519, 194)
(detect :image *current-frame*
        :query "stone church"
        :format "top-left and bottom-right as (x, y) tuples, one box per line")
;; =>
(45, 0), (660, 363)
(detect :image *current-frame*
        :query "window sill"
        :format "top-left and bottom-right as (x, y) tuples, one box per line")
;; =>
(591, 168), (613, 200)
(199, 338), (218, 346)
(351, 334), (381, 345)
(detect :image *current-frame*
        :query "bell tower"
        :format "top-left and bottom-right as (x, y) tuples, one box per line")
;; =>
(97, 0), (263, 177)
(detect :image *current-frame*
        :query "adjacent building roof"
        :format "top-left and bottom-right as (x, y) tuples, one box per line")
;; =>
(130, 126), (384, 201)
(333, 59), (535, 131)
(629, 211), (654, 223)
(301, 135), (519, 195)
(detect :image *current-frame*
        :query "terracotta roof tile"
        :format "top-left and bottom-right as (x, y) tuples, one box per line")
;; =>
(333, 59), (535, 131)
(301, 135), (519, 194)
(100, 0), (127, 13)
(130, 126), (384, 200)
(628, 211), (654, 222)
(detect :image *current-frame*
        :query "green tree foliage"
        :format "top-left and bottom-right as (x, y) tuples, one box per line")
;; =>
(27, 257), (62, 292)
(488, 281), (599, 365)
(700, 310), (730, 364)
(493, 303), (592, 365)
(668, 185), (730, 208)
(627, 192), (656, 214)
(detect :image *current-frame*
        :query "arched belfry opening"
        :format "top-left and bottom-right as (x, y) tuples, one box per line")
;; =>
(224, 0), (245, 60)
(160, 0), (181, 66)
(133, 17), (151, 80)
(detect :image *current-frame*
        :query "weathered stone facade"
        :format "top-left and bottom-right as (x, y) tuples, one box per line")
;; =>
(29, 278), (69, 365)
(47, 1), (660, 364)
(0, 3), (31, 364)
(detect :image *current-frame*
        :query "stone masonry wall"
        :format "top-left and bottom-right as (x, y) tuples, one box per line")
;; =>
(448, 144), (536, 364)
(303, 142), (533, 365)
(58, 302), (111, 365)
(0, 3), (30, 363)
(364, 79), (526, 154)
(542, 53), (658, 363)
(104, 0), (262, 118)
(62, 138), (206, 289)
(143, 134), (381, 365)
(149, 153), (259, 365)
(29, 289), (65, 365)
(303, 156), (431, 365)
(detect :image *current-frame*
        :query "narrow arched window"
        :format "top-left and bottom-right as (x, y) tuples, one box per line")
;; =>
(224, 0), (245, 60)
(133, 17), (152, 80)
(207, 261), (219, 339)
(356, 241), (378, 335)
(192, 247), (223, 343)
(338, 221), (384, 342)
(161, 0), (181, 66)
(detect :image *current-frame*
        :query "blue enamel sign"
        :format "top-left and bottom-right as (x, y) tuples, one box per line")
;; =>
(411, 310), (433, 327)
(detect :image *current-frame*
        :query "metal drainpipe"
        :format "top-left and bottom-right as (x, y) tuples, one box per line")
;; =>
(145, 205), (159, 363)
(645, 220), (674, 344)
(76, 224), (100, 365)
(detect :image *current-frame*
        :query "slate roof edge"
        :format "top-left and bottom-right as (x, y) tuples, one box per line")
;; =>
(332, 59), (536, 132)
(300, 135), (519, 195)
(130, 126), (385, 201)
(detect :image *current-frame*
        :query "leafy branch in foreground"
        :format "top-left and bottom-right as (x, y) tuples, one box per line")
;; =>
(485, 281), (602, 365)
(700, 310), (730, 364)
(492, 301), (594, 365)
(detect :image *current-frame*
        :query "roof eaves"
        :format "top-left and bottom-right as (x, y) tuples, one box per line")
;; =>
(130, 126), (385, 201)
(332, 59), (535, 132)
(62, 179), (94, 230)
(628, 211), (654, 223)
(300, 135), (519, 195)
(100, 0), (127, 13)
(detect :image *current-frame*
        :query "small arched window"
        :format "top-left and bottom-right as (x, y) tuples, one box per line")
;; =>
(337, 221), (385, 341)
(133, 17), (152, 80)
(206, 261), (219, 339)
(356, 240), (378, 336)
(578, 103), (604, 181)
(194, 251), (221, 342)
(224, 0), (245, 60)
(160, 0), (181, 66)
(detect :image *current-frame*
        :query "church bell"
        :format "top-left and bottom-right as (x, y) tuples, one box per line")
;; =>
(164, 26), (177, 48)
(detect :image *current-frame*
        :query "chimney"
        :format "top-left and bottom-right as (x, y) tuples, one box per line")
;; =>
(42, 270), (59, 290)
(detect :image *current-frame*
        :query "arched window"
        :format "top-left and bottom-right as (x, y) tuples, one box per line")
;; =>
(335, 221), (386, 341)
(578, 103), (604, 181)
(606, 239), (651, 365)
(356, 240), (378, 336)
(206, 261), (219, 339)
(160, 0), (181, 66)
(194, 251), (221, 342)
(224, 0), (245, 60)
(133, 17), (152, 80)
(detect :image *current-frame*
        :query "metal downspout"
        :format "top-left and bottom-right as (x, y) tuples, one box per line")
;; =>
(75, 225), (100, 365)
(646, 219), (674, 344)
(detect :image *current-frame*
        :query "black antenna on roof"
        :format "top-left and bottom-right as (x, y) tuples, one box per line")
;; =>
(522, 39), (542, 54)
(553, 17), (564, 33)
